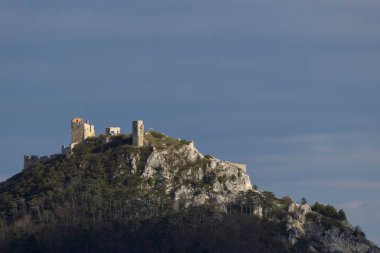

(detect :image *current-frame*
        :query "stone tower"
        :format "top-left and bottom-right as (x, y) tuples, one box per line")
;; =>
(132, 120), (144, 147)
(71, 117), (95, 145)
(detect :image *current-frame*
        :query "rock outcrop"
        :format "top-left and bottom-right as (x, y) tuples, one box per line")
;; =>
(286, 203), (380, 253)
(1, 131), (379, 253)
(141, 141), (252, 208)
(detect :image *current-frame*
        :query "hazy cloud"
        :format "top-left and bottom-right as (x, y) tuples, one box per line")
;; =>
(302, 179), (380, 190)
(338, 200), (366, 210)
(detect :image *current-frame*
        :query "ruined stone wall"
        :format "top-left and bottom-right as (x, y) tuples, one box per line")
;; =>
(24, 154), (63, 170)
(106, 127), (121, 135)
(132, 120), (144, 147)
(229, 162), (247, 172)
(83, 121), (95, 140)
(61, 145), (71, 155)
(71, 118), (95, 144)
(24, 155), (39, 170)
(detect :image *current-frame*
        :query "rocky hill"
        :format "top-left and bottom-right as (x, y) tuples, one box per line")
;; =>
(0, 131), (379, 253)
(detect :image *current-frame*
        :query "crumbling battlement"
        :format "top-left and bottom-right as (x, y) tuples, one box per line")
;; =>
(106, 127), (121, 136)
(24, 118), (248, 175)
(71, 118), (95, 145)
(23, 154), (64, 170)
(229, 162), (247, 172)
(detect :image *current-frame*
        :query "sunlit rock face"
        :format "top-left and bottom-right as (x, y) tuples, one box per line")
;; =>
(6, 131), (380, 253)
(140, 141), (252, 208)
(286, 203), (380, 253)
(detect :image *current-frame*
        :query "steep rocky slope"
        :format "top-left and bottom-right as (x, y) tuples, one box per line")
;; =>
(287, 203), (379, 253)
(0, 131), (378, 253)
(142, 137), (252, 209)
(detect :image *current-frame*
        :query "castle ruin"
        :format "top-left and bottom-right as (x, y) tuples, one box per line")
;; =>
(22, 117), (248, 174)
(25, 117), (145, 170)
(132, 120), (144, 147)
(71, 118), (96, 147)
(106, 127), (121, 136)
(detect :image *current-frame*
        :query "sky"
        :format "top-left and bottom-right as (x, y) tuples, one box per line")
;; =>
(1, 0), (380, 245)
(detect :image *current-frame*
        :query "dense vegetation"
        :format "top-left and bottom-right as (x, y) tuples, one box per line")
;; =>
(311, 202), (347, 221)
(0, 134), (289, 252)
(0, 132), (370, 253)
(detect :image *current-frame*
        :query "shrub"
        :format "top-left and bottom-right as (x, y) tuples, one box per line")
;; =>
(279, 196), (293, 207)
(217, 175), (227, 184)
(306, 212), (319, 222)
(150, 131), (165, 139)
(338, 209), (347, 221)
(354, 225), (366, 238)
(311, 202), (339, 219)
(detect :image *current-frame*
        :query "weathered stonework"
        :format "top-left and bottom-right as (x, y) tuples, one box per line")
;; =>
(71, 117), (95, 147)
(61, 145), (71, 155)
(24, 155), (40, 170)
(229, 162), (247, 172)
(106, 127), (121, 135)
(24, 154), (63, 170)
(132, 120), (144, 147)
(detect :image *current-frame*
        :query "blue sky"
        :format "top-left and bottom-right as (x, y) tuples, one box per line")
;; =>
(1, 0), (380, 244)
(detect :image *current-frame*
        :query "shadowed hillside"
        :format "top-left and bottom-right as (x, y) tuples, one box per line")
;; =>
(0, 132), (378, 253)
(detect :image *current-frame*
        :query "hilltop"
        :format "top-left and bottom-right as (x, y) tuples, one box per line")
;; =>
(0, 128), (379, 252)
